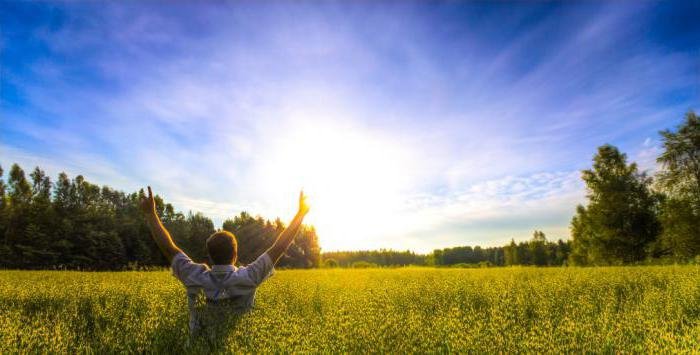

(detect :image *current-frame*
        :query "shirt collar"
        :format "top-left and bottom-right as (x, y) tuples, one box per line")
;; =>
(211, 264), (236, 272)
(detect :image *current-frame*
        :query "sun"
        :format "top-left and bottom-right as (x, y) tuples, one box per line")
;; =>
(252, 120), (413, 251)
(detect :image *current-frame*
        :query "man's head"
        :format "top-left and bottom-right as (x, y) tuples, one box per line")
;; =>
(206, 231), (238, 265)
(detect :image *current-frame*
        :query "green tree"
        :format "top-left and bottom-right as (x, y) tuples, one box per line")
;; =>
(0, 165), (5, 210)
(656, 112), (700, 259)
(185, 212), (215, 263)
(20, 168), (57, 267)
(529, 230), (548, 266)
(553, 239), (571, 266)
(323, 258), (338, 268)
(504, 239), (518, 266)
(5, 164), (33, 266)
(570, 145), (661, 265)
(223, 212), (320, 268)
(8, 164), (32, 205)
(0, 166), (9, 262)
(290, 225), (321, 268)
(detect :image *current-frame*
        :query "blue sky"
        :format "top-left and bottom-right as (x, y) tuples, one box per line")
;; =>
(1, 1), (698, 252)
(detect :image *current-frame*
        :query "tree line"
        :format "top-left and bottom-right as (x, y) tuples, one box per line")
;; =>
(321, 249), (426, 267)
(0, 167), (320, 270)
(321, 231), (570, 267)
(434, 232), (572, 267)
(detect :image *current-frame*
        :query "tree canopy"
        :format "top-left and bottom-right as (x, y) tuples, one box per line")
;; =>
(656, 112), (700, 259)
(570, 145), (661, 265)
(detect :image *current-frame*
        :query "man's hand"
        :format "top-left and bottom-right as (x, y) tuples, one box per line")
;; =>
(267, 190), (310, 264)
(140, 186), (181, 262)
(298, 190), (310, 216)
(140, 186), (157, 216)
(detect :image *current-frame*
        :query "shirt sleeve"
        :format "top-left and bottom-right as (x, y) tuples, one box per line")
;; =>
(240, 252), (275, 286)
(171, 252), (207, 287)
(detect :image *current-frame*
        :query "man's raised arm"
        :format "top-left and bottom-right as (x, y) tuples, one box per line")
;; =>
(266, 190), (310, 265)
(140, 186), (182, 262)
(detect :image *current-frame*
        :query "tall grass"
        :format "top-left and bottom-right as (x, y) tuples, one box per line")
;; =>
(1, 266), (698, 353)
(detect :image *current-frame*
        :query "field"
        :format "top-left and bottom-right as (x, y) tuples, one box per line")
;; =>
(1, 266), (699, 353)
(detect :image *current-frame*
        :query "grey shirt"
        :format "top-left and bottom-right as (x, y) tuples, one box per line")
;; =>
(171, 251), (275, 311)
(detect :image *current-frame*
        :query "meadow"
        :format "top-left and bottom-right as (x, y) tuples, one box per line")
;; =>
(1, 266), (699, 353)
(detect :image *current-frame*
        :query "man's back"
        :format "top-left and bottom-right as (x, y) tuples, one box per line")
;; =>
(172, 252), (275, 311)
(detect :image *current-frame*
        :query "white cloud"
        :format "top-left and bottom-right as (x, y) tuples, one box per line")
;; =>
(378, 170), (586, 252)
(635, 137), (662, 174)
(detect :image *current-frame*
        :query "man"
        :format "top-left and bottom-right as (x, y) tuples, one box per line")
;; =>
(139, 186), (310, 315)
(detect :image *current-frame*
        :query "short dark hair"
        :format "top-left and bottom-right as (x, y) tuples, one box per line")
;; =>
(206, 231), (238, 265)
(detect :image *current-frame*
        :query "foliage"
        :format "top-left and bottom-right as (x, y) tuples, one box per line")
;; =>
(222, 212), (320, 268)
(570, 145), (661, 265)
(656, 111), (700, 259)
(435, 231), (571, 267)
(0, 164), (167, 270)
(0, 163), (320, 270)
(321, 232), (570, 268)
(657, 112), (700, 198)
(350, 261), (378, 268)
(323, 258), (339, 268)
(1, 266), (698, 353)
(322, 249), (425, 267)
(434, 245), (504, 266)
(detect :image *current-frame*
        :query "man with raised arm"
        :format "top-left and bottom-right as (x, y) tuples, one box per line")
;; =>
(139, 186), (310, 312)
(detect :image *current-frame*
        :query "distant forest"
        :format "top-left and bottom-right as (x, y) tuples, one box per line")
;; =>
(0, 167), (320, 270)
(322, 232), (571, 267)
(0, 112), (698, 270)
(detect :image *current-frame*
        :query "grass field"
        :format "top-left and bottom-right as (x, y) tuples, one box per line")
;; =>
(1, 266), (699, 353)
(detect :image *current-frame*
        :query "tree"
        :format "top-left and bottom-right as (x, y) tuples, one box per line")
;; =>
(553, 239), (571, 266)
(4, 164), (33, 265)
(290, 225), (321, 268)
(570, 205), (594, 265)
(570, 145), (661, 265)
(222, 211), (320, 268)
(8, 164), (32, 206)
(0, 166), (8, 262)
(529, 230), (548, 266)
(184, 212), (215, 263)
(504, 239), (518, 266)
(656, 111), (700, 259)
(0, 165), (5, 211)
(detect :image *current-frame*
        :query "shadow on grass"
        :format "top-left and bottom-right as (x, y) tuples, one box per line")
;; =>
(165, 295), (247, 354)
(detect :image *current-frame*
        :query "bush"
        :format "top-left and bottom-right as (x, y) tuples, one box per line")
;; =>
(478, 261), (492, 268)
(351, 261), (378, 268)
(323, 259), (339, 268)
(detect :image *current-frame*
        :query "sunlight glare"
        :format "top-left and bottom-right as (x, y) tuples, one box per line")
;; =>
(254, 121), (414, 251)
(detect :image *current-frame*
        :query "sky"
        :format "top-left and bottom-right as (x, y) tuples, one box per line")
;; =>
(1, 1), (698, 252)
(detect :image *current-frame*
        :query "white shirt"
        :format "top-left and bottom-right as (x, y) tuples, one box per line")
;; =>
(171, 251), (275, 311)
